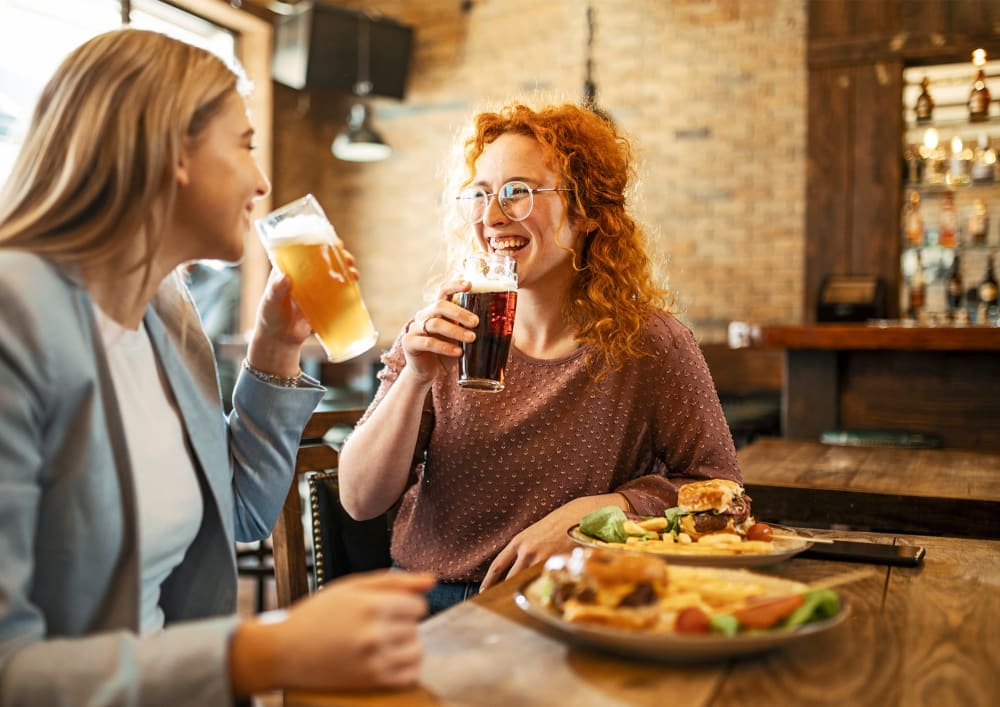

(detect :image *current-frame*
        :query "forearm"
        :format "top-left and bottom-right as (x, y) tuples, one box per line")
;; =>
(338, 366), (431, 520)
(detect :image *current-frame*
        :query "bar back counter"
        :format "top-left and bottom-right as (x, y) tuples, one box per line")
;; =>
(756, 324), (1000, 451)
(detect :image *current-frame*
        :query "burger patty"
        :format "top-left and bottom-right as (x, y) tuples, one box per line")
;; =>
(692, 514), (730, 533)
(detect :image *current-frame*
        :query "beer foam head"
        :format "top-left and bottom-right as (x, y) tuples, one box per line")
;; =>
(467, 275), (517, 293)
(264, 214), (335, 247)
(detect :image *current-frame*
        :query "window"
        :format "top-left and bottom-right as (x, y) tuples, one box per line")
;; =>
(0, 0), (234, 183)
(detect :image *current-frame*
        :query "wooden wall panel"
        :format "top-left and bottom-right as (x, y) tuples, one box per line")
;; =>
(850, 59), (902, 311)
(805, 66), (853, 322)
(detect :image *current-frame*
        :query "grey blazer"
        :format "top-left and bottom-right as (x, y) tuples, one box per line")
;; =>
(0, 252), (324, 706)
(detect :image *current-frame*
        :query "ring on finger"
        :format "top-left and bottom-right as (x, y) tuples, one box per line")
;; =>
(421, 318), (432, 336)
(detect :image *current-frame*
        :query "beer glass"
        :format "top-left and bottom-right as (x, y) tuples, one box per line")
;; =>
(255, 194), (378, 363)
(454, 253), (518, 392)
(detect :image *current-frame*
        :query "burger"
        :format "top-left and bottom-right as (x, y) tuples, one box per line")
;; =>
(542, 548), (670, 630)
(669, 479), (755, 539)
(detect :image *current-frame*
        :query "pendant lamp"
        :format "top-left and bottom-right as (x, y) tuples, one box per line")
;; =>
(332, 13), (391, 162)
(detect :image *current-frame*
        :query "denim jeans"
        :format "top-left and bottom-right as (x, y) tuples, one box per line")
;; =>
(425, 580), (480, 615)
(392, 562), (480, 615)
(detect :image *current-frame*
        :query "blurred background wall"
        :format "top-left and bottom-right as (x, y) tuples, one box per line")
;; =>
(270, 0), (807, 348)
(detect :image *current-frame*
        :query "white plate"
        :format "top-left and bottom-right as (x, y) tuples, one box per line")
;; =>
(515, 574), (849, 662)
(567, 523), (814, 568)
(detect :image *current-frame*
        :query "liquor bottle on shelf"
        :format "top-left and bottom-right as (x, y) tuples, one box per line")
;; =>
(947, 255), (964, 319)
(968, 49), (992, 123)
(948, 136), (971, 186)
(978, 254), (998, 323)
(915, 76), (935, 124)
(908, 250), (927, 320)
(939, 191), (958, 248)
(967, 198), (989, 246)
(903, 191), (924, 246)
(970, 134), (997, 184)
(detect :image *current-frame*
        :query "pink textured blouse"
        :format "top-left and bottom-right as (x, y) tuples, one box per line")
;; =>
(359, 310), (740, 582)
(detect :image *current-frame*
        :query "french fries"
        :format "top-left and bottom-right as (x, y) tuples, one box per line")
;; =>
(582, 521), (777, 556)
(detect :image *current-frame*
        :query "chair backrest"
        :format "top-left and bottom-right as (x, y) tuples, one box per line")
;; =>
(271, 407), (367, 608)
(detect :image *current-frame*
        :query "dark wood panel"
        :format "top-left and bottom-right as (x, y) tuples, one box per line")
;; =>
(851, 0), (903, 37)
(838, 351), (1000, 450)
(808, 0), (852, 42)
(806, 67), (855, 323)
(784, 350), (839, 439)
(851, 60), (903, 314)
(700, 343), (784, 395)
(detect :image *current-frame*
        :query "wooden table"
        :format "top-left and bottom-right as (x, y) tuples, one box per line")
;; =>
(739, 438), (1000, 538)
(283, 531), (999, 707)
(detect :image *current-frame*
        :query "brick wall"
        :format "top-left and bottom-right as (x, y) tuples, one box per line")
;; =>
(272, 0), (807, 346)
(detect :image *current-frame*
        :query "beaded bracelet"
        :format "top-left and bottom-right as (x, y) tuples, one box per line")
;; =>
(242, 358), (303, 388)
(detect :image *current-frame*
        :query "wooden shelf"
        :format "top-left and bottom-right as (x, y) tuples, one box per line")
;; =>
(757, 323), (1000, 351)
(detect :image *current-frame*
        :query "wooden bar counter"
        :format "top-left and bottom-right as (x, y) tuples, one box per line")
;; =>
(282, 531), (999, 707)
(754, 324), (1000, 450)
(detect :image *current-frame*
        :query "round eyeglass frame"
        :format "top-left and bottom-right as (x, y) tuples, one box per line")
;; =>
(455, 180), (572, 225)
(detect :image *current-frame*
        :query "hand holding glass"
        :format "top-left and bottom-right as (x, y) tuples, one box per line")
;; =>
(454, 253), (518, 392)
(255, 195), (377, 363)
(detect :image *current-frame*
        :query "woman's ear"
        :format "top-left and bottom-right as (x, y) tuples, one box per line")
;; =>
(174, 147), (191, 187)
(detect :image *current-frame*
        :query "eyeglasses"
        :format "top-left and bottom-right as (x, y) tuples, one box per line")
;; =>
(455, 180), (572, 225)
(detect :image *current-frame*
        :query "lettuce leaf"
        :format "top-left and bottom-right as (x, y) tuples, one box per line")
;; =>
(663, 505), (689, 534)
(782, 589), (840, 628)
(579, 506), (628, 543)
(709, 613), (740, 636)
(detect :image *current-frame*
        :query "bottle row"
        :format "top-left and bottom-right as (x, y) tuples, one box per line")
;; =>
(904, 248), (998, 324)
(912, 49), (993, 125)
(902, 189), (998, 248)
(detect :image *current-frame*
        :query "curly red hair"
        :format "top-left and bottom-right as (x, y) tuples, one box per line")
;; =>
(455, 102), (672, 378)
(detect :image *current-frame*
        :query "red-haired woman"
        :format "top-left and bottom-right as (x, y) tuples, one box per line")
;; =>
(339, 101), (740, 613)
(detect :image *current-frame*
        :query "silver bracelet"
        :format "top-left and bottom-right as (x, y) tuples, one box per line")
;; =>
(242, 358), (303, 388)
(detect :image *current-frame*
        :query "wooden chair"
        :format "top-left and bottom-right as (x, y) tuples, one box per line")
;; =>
(271, 407), (393, 607)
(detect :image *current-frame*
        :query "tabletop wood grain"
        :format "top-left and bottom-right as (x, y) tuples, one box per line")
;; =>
(738, 438), (1000, 538)
(283, 531), (999, 707)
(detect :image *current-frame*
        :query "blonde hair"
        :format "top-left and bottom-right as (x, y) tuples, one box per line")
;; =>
(0, 29), (248, 292)
(445, 101), (673, 378)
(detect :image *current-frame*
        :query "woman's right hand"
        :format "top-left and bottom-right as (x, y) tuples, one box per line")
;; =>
(401, 279), (477, 385)
(230, 570), (436, 695)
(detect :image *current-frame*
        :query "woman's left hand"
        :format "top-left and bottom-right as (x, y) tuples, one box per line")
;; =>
(480, 494), (630, 591)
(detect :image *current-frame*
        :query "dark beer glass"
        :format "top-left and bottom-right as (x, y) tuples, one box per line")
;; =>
(456, 254), (518, 392)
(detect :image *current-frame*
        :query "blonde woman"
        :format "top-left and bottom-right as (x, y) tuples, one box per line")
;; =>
(0, 29), (432, 705)
(338, 102), (740, 614)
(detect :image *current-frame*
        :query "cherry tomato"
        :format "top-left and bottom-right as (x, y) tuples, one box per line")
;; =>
(675, 606), (711, 634)
(746, 522), (773, 542)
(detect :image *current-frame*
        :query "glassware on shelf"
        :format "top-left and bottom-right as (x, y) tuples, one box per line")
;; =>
(920, 128), (947, 185)
(947, 136), (972, 185)
(970, 133), (997, 183)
